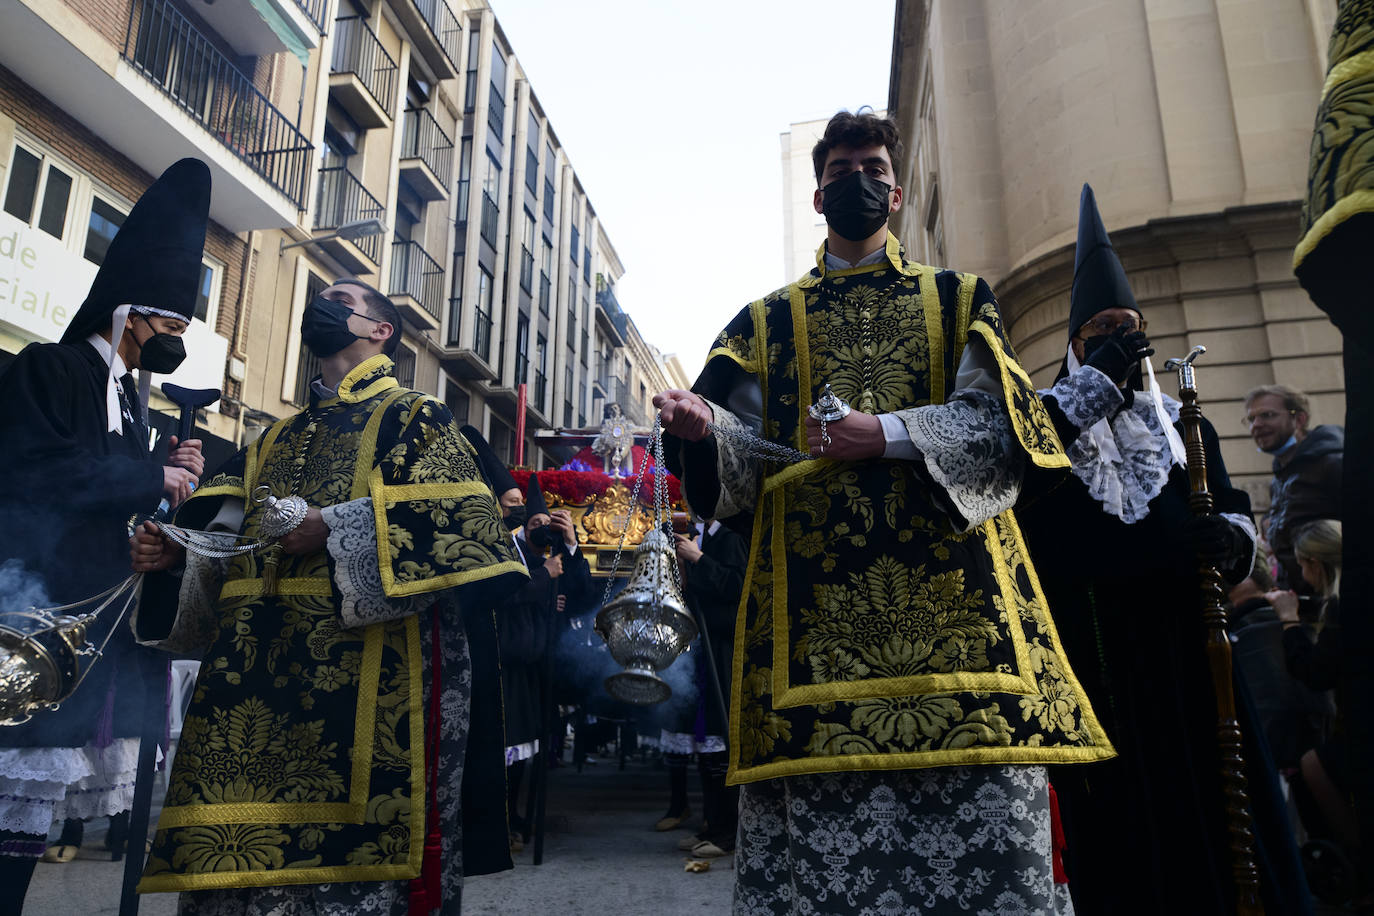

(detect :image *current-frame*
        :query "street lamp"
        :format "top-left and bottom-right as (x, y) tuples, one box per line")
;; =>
(279, 217), (387, 252)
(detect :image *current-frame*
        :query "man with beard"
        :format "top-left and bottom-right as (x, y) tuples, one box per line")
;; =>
(129, 279), (527, 915)
(1243, 384), (1343, 589)
(1018, 184), (1308, 915)
(656, 109), (1112, 914)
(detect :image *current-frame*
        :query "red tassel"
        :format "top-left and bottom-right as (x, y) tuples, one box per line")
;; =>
(1048, 781), (1068, 884)
(409, 606), (445, 916)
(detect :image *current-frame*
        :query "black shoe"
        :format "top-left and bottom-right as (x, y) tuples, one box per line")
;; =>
(105, 811), (129, 861)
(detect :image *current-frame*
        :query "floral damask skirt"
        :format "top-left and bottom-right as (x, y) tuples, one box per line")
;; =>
(733, 764), (1074, 916)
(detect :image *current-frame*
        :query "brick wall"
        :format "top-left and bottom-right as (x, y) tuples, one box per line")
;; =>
(0, 62), (247, 375)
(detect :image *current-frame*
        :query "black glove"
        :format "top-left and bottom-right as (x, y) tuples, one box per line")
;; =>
(1180, 514), (1246, 568)
(1082, 325), (1154, 385)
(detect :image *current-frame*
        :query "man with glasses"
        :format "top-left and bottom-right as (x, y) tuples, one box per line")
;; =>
(1243, 384), (1343, 589)
(1017, 185), (1308, 914)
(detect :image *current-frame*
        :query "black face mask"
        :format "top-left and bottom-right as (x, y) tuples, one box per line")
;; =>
(528, 524), (560, 550)
(504, 506), (528, 532)
(301, 295), (371, 358)
(821, 171), (892, 242)
(132, 315), (187, 373)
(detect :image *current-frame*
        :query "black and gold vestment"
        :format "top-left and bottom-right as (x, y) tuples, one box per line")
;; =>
(134, 355), (526, 904)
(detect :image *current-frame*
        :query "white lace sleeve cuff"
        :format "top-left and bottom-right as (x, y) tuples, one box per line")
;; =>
(132, 535), (233, 655)
(321, 497), (421, 628)
(1041, 366), (1123, 431)
(892, 389), (1023, 531)
(702, 398), (759, 519)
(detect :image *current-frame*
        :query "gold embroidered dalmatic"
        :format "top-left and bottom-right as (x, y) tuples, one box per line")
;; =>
(138, 356), (526, 892)
(691, 236), (1115, 785)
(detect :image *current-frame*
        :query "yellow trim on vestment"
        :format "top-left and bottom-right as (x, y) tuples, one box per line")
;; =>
(769, 488), (789, 696)
(919, 263), (945, 402)
(183, 482), (245, 504)
(402, 612), (426, 880)
(727, 502), (769, 781)
(953, 272), (976, 360)
(218, 577), (332, 598)
(371, 466), (529, 598)
(969, 322), (1071, 469)
(353, 388), (409, 499)
(788, 284), (812, 454)
(1294, 187), (1374, 271)
(138, 861), (423, 893)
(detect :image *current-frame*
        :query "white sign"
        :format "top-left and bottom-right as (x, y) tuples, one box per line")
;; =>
(0, 211), (226, 408)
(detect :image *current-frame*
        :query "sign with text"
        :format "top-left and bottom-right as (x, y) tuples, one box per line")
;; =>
(0, 211), (227, 407)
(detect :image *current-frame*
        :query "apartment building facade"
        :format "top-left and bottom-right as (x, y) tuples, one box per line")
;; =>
(887, 0), (1342, 511)
(0, 0), (669, 469)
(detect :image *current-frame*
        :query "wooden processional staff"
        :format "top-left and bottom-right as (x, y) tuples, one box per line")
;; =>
(1164, 346), (1263, 915)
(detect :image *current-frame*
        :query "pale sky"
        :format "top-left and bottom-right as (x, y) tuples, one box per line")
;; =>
(492, 0), (896, 381)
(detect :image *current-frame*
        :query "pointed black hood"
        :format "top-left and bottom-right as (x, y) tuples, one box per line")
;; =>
(461, 425), (517, 496)
(525, 473), (549, 518)
(1057, 183), (1141, 381)
(61, 158), (211, 344)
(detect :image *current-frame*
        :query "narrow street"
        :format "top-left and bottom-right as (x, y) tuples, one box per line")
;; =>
(26, 749), (734, 915)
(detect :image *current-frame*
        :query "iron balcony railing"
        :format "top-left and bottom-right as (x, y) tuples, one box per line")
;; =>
(315, 166), (385, 263)
(389, 240), (445, 322)
(293, 343), (322, 407)
(488, 89), (505, 136)
(332, 16), (397, 116)
(294, 0), (328, 33)
(479, 191), (499, 246)
(401, 107), (454, 182)
(123, 0), (312, 208)
(519, 246), (534, 293)
(393, 345), (416, 388)
(473, 303), (493, 362)
(538, 272), (551, 314)
(409, 0), (461, 71)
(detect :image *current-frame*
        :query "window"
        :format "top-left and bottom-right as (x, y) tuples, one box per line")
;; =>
(525, 112), (540, 193)
(534, 333), (547, 409)
(480, 153), (501, 246)
(463, 28), (480, 113)
(475, 267), (493, 360)
(4, 145), (74, 240)
(444, 376), (470, 425)
(394, 343), (417, 389)
(447, 252), (464, 347)
(293, 272), (330, 406)
(84, 197), (125, 264)
(515, 313), (529, 384)
(539, 242), (552, 315)
(488, 43), (507, 137)
(543, 143), (556, 224)
(456, 138), (472, 225)
(519, 211), (535, 292)
(570, 225), (579, 261)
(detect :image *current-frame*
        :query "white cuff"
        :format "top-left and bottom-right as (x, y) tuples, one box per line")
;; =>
(878, 412), (919, 460)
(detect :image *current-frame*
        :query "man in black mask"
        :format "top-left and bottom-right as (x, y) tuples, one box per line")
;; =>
(1017, 184), (1308, 915)
(129, 277), (527, 914)
(0, 158), (207, 909)
(656, 110), (1112, 914)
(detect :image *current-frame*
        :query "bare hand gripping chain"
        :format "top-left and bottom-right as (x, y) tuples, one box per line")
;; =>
(700, 383), (853, 465)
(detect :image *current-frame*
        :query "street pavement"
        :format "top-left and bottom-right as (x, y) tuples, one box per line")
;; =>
(25, 751), (734, 915)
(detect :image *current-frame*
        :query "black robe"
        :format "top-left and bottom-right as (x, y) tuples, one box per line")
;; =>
(0, 340), (163, 747)
(1019, 410), (1310, 915)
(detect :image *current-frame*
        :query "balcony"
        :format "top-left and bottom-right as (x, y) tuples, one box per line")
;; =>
(442, 298), (496, 380)
(389, 240), (445, 330)
(479, 192), (499, 247)
(399, 107), (453, 201)
(393, 0), (462, 80)
(330, 16), (396, 130)
(314, 166), (385, 273)
(191, 0), (323, 59)
(595, 281), (628, 347)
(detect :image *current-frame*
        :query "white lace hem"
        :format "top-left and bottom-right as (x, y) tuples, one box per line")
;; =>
(658, 731), (727, 755)
(0, 739), (140, 834)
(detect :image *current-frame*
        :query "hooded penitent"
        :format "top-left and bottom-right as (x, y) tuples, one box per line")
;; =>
(461, 424), (517, 496)
(60, 158), (211, 432)
(525, 472), (549, 518)
(1058, 183), (1140, 383)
